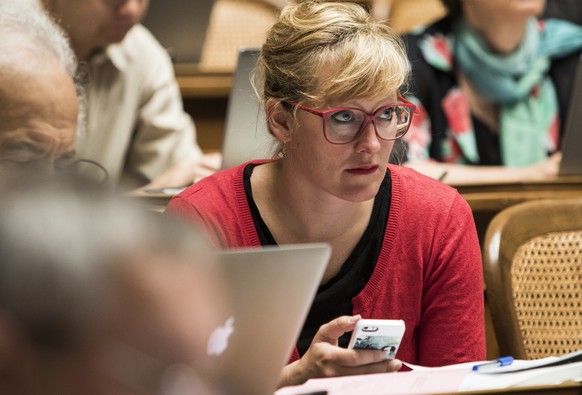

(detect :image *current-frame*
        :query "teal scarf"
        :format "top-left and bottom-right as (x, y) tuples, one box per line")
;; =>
(455, 18), (582, 166)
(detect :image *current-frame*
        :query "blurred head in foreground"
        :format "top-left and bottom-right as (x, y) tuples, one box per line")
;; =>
(0, 176), (225, 395)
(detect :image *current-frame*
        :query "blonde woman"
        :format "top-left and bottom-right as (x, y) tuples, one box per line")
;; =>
(168, 1), (485, 387)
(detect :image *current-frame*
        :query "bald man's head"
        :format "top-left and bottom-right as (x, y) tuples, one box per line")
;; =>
(0, 3), (80, 175)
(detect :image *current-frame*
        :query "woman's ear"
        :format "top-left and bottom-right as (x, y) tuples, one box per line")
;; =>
(266, 99), (292, 144)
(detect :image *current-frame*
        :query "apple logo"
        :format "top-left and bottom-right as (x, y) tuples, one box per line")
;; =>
(207, 316), (235, 356)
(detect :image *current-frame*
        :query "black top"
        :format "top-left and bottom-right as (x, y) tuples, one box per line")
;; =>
(243, 163), (391, 356)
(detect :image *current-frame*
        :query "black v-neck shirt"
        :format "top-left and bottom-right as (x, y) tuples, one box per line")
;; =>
(243, 163), (391, 356)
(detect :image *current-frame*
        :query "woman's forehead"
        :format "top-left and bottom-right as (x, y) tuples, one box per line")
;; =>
(306, 63), (402, 105)
(309, 90), (399, 109)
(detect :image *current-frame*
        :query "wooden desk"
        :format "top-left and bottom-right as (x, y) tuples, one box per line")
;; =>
(449, 177), (582, 245)
(452, 177), (582, 211)
(176, 72), (232, 98)
(177, 71), (233, 152)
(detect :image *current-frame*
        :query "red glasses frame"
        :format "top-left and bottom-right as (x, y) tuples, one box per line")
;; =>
(284, 96), (417, 144)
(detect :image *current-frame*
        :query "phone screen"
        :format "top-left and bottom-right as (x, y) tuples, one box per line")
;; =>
(348, 320), (405, 359)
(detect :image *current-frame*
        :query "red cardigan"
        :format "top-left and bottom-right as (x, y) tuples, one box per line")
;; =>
(167, 161), (486, 366)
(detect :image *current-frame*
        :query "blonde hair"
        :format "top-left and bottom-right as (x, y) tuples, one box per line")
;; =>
(253, 1), (411, 154)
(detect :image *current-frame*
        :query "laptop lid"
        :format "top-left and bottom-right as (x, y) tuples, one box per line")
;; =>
(221, 48), (274, 170)
(205, 243), (330, 395)
(141, 0), (215, 64)
(559, 54), (582, 176)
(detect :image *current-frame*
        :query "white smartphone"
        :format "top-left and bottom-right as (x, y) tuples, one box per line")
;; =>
(347, 319), (405, 360)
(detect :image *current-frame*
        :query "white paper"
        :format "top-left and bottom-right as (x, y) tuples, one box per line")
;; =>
(460, 361), (582, 391)
(275, 369), (468, 395)
(275, 360), (582, 395)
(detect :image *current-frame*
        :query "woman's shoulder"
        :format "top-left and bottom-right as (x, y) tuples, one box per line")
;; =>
(170, 159), (274, 210)
(402, 16), (455, 52)
(388, 165), (469, 215)
(175, 166), (242, 201)
(168, 161), (261, 212)
(402, 16), (457, 94)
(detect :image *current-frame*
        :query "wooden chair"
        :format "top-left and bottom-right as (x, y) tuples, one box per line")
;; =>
(483, 199), (582, 360)
(199, 0), (280, 72)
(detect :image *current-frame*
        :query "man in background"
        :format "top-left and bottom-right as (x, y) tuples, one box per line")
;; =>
(41, 0), (221, 189)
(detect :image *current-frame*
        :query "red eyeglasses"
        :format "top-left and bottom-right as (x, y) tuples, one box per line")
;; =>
(284, 96), (416, 144)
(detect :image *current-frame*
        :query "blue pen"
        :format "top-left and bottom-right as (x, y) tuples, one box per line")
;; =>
(472, 356), (514, 372)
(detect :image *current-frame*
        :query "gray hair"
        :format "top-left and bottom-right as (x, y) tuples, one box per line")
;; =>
(0, 1), (76, 77)
(0, 1), (86, 139)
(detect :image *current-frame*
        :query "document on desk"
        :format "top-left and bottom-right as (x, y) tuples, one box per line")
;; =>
(274, 369), (468, 395)
(275, 358), (582, 395)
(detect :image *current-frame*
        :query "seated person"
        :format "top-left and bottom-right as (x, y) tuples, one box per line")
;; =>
(41, 0), (221, 189)
(167, 1), (485, 387)
(402, 0), (582, 184)
(0, 176), (224, 395)
(0, 2), (78, 175)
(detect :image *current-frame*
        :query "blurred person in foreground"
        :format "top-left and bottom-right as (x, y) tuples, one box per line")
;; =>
(168, 1), (485, 387)
(402, 0), (582, 184)
(41, 0), (221, 189)
(0, 2), (79, 176)
(0, 176), (225, 395)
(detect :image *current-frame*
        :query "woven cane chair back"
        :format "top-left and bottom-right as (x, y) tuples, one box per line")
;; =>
(483, 199), (582, 360)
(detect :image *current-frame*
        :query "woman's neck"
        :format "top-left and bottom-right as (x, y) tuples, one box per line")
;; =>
(252, 161), (373, 243)
(462, 9), (530, 54)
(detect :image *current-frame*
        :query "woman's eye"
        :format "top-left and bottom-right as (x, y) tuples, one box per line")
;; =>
(330, 110), (356, 123)
(379, 107), (395, 120)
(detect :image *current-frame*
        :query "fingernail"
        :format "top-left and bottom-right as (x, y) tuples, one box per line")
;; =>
(350, 315), (361, 323)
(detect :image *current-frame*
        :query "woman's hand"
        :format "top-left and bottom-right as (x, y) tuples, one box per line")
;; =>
(525, 152), (562, 180)
(278, 315), (402, 388)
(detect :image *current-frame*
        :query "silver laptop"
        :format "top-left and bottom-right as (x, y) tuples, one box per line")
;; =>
(205, 243), (330, 395)
(221, 48), (274, 169)
(559, 54), (582, 176)
(141, 0), (215, 65)
(141, 49), (268, 193)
